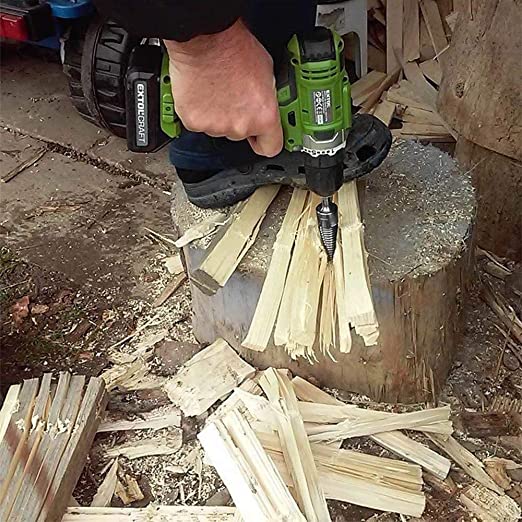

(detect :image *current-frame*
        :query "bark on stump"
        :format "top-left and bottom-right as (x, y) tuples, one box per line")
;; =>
(438, 0), (521, 260)
(171, 141), (475, 403)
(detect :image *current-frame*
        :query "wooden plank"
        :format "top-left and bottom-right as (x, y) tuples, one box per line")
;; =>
(386, 80), (434, 111)
(429, 434), (504, 494)
(199, 410), (305, 521)
(402, 61), (438, 105)
(419, 0), (448, 56)
(359, 70), (401, 113)
(419, 58), (442, 85)
(259, 369), (330, 522)
(192, 186), (280, 294)
(403, 0), (420, 61)
(243, 189), (308, 352)
(63, 506), (237, 521)
(460, 484), (521, 522)
(38, 376), (107, 522)
(337, 182), (378, 345)
(165, 338), (255, 417)
(351, 71), (388, 106)
(292, 377), (451, 479)
(373, 100), (396, 125)
(386, 0), (404, 72)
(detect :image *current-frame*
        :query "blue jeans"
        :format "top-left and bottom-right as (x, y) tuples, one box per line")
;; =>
(169, 1), (318, 171)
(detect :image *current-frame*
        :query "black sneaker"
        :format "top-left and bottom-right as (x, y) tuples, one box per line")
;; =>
(178, 114), (392, 209)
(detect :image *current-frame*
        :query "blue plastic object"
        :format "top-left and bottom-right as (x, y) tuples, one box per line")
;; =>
(48, 0), (94, 19)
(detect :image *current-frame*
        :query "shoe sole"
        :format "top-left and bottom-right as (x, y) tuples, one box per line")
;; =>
(184, 114), (392, 208)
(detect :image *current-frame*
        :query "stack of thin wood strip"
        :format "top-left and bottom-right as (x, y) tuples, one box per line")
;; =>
(347, 0), (460, 143)
(244, 182), (378, 359)
(0, 373), (107, 522)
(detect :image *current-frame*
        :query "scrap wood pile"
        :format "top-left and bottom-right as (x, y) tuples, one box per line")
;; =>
(189, 182), (378, 360)
(1, 339), (521, 521)
(349, 0), (460, 142)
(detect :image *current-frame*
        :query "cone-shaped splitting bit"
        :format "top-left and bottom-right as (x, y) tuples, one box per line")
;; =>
(316, 197), (338, 261)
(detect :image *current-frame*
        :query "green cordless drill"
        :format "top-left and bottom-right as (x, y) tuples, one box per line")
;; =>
(126, 27), (352, 259)
(277, 27), (351, 259)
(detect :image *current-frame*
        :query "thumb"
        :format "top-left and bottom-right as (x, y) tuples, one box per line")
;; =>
(247, 127), (284, 158)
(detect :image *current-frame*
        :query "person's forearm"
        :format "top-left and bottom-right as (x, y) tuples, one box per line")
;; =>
(92, 0), (245, 41)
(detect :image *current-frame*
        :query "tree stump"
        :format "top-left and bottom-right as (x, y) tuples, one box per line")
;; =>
(171, 140), (475, 403)
(438, 0), (521, 260)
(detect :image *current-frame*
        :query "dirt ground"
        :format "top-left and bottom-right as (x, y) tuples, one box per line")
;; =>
(1, 46), (520, 521)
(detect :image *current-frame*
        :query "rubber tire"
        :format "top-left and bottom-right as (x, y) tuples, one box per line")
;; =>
(63, 16), (140, 138)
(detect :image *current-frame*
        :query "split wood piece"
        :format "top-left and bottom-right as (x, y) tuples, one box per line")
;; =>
(299, 403), (452, 437)
(1, 147), (47, 183)
(62, 506), (238, 521)
(0, 383), (21, 450)
(419, 14), (436, 61)
(419, 0), (448, 56)
(165, 338), (255, 417)
(152, 272), (187, 307)
(292, 377), (451, 479)
(192, 186), (280, 295)
(306, 405), (452, 442)
(333, 241), (352, 353)
(394, 123), (449, 137)
(174, 212), (227, 248)
(97, 405), (181, 433)
(351, 71), (388, 106)
(481, 280), (522, 345)
(460, 484), (521, 522)
(386, 0), (403, 73)
(259, 368), (330, 522)
(4, 374), (107, 522)
(402, 61), (438, 106)
(396, 106), (444, 125)
(403, 0), (420, 62)
(257, 431), (423, 492)
(37, 376), (107, 522)
(359, 70), (401, 114)
(105, 434), (183, 460)
(419, 59), (442, 85)
(115, 474), (144, 505)
(0, 374), (52, 520)
(337, 182), (378, 345)
(274, 193), (330, 359)
(5, 373), (73, 522)
(243, 188), (308, 352)
(163, 253), (184, 275)
(386, 81), (434, 111)
(428, 434), (504, 494)
(199, 410), (305, 522)
(373, 100), (396, 125)
(208, 381), (264, 425)
(258, 432), (426, 517)
(91, 459), (119, 507)
(0, 378), (40, 513)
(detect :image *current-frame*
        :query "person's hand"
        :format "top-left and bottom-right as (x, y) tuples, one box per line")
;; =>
(164, 20), (283, 158)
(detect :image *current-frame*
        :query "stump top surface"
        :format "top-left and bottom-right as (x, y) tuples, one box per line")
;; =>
(172, 140), (474, 281)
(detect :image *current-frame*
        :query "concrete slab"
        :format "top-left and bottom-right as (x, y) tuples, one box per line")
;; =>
(0, 129), (173, 301)
(1, 46), (175, 188)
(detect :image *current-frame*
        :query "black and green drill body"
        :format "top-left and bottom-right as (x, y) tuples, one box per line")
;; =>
(278, 27), (352, 259)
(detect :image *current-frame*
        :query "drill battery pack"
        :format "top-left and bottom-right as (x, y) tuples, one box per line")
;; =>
(125, 44), (180, 153)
